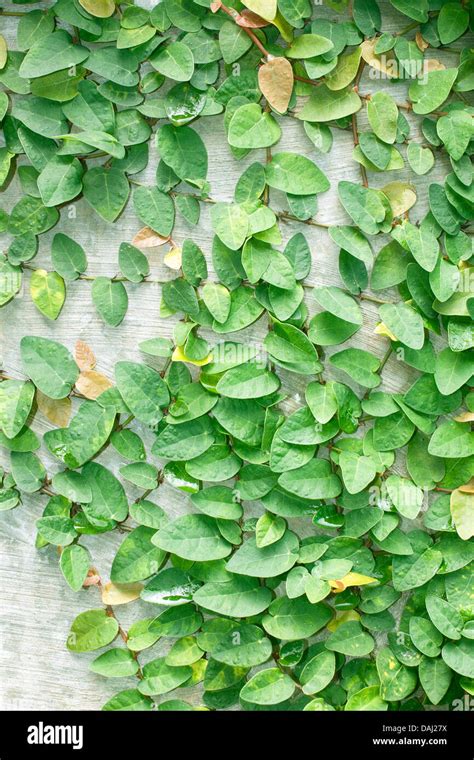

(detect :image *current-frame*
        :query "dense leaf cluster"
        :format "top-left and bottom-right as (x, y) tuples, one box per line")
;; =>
(0, 0), (473, 712)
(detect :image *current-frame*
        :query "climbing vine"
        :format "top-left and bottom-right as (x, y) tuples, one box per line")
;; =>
(0, 0), (473, 712)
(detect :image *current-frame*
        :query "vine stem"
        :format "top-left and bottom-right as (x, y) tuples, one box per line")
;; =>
(352, 62), (368, 188)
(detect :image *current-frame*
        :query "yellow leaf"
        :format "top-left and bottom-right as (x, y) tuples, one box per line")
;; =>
(132, 226), (169, 249)
(450, 488), (474, 540)
(101, 582), (143, 605)
(270, 10), (293, 43)
(459, 478), (474, 494)
(329, 572), (378, 592)
(0, 35), (7, 71)
(374, 322), (398, 341)
(75, 339), (96, 371)
(36, 390), (71, 427)
(242, 0), (277, 22)
(340, 572), (378, 588)
(75, 370), (113, 400)
(327, 610), (360, 632)
(455, 412), (474, 423)
(361, 38), (397, 78)
(164, 246), (182, 270)
(381, 181), (417, 217)
(78, 0), (115, 19)
(258, 57), (294, 114)
(172, 345), (213, 367)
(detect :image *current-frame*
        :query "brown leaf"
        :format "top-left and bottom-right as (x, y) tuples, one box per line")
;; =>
(36, 390), (71, 427)
(361, 39), (397, 78)
(76, 370), (113, 400)
(237, 10), (269, 27)
(75, 339), (96, 371)
(258, 57), (294, 114)
(210, 0), (222, 11)
(415, 32), (429, 52)
(132, 226), (169, 249)
(83, 570), (101, 587)
(101, 581), (143, 605)
(424, 59), (445, 73)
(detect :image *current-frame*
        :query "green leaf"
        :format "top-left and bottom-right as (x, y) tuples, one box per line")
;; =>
(428, 420), (474, 459)
(434, 347), (474, 396)
(90, 648), (139, 678)
(376, 647), (417, 701)
(19, 31), (88, 79)
(406, 143), (434, 175)
(263, 596), (332, 640)
(153, 515), (232, 562)
(51, 234), (87, 281)
(418, 657), (452, 705)
(0, 380), (35, 439)
(20, 336), (79, 399)
(367, 91), (398, 144)
(115, 361), (169, 427)
(326, 621), (375, 656)
(37, 156), (83, 207)
(313, 286), (363, 325)
(216, 361), (280, 399)
(133, 186), (175, 237)
(338, 451), (377, 494)
(212, 624), (272, 668)
(298, 85), (361, 123)
(83, 167), (130, 223)
(265, 152), (329, 196)
(210, 203), (249, 251)
(226, 531), (299, 578)
(345, 685), (388, 711)
(193, 576), (272, 617)
(437, 2), (469, 45)
(202, 282), (231, 324)
(279, 459), (341, 499)
(338, 181), (386, 235)
(111, 526), (166, 583)
(409, 69), (458, 115)
(60, 544), (90, 592)
(240, 668), (295, 705)
(67, 609), (118, 652)
(426, 594), (463, 640)
(378, 302), (425, 350)
(151, 41), (194, 81)
(228, 104), (281, 149)
(157, 124), (207, 181)
(92, 277), (128, 327)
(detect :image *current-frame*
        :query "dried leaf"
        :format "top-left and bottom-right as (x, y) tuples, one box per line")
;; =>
(237, 10), (269, 27)
(258, 57), (294, 114)
(75, 340), (96, 372)
(36, 390), (72, 427)
(164, 246), (182, 270)
(101, 581), (143, 605)
(75, 370), (113, 400)
(83, 570), (101, 587)
(361, 38), (397, 78)
(132, 226), (169, 249)
(415, 32), (429, 52)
